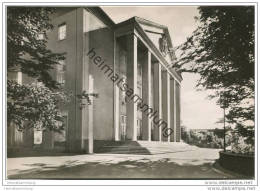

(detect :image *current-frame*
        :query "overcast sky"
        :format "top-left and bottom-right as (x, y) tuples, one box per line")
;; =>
(101, 6), (223, 130)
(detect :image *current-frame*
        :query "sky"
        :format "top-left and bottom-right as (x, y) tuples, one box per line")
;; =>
(101, 6), (223, 130)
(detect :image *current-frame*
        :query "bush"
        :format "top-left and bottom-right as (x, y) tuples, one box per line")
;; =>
(182, 129), (231, 149)
(230, 132), (254, 155)
(182, 125), (254, 154)
(7, 80), (71, 132)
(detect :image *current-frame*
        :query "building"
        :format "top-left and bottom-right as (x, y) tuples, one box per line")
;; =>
(7, 7), (182, 153)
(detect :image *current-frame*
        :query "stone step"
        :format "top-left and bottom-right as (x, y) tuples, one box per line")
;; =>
(96, 147), (150, 154)
(96, 140), (193, 154)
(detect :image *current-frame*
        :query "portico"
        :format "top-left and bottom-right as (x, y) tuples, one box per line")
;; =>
(114, 17), (182, 142)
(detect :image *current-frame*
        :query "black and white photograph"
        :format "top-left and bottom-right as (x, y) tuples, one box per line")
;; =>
(1, 1), (258, 190)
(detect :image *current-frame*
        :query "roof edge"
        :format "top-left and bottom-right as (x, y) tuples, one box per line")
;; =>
(87, 7), (116, 28)
(134, 16), (167, 30)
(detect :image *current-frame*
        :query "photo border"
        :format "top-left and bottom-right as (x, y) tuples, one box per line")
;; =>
(1, 0), (259, 188)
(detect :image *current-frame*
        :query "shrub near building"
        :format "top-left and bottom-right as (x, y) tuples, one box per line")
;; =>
(181, 128), (232, 149)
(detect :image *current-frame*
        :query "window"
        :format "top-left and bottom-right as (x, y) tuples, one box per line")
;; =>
(57, 60), (66, 71)
(38, 33), (44, 40)
(137, 86), (142, 97)
(57, 73), (65, 85)
(121, 76), (127, 104)
(138, 64), (142, 77)
(137, 119), (142, 127)
(137, 119), (142, 139)
(54, 114), (68, 143)
(57, 60), (66, 85)
(58, 24), (66, 40)
(120, 115), (127, 140)
(121, 91), (126, 105)
(34, 130), (43, 145)
(121, 115), (126, 124)
(137, 86), (142, 110)
(17, 72), (22, 85)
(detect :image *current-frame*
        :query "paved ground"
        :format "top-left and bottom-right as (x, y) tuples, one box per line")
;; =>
(7, 143), (242, 179)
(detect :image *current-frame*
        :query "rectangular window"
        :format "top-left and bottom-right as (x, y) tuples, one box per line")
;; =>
(57, 60), (66, 71)
(137, 86), (142, 97)
(57, 60), (66, 85)
(38, 33), (44, 40)
(17, 72), (22, 85)
(138, 63), (142, 76)
(54, 114), (68, 143)
(57, 73), (65, 85)
(34, 130), (43, 145)
(121, 115), (126, 123)
(58, 24), (66, 40)
(137, 119), (142, 138)
(120, 115), (127, 140)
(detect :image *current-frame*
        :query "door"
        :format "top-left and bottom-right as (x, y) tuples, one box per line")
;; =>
(137, 119), (142, 140)
(120, 115), (127, 141)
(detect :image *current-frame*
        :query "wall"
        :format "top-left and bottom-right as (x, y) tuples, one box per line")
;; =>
(47, 7), (115, 149)
(47, 8), (86, 151)
(86, 27), (114, 140)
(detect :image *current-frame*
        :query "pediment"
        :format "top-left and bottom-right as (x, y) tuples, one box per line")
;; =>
(136, 18), (176, 66)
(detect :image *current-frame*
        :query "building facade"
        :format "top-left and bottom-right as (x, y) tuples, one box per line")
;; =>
(7, 7), (182, 153)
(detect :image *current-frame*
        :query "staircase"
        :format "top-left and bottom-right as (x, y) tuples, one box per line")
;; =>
(96, 140), (194, 155)
(96, 140), (151, 154)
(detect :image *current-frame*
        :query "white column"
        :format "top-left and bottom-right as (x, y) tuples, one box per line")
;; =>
(114, 86), (120, 141)
(142, 50), (152, 141)
(167, 73), (171, 142)
(170, 78), (175, 142)
(148, 52), (152, 141)
(174, 80), (177, 142)
(176, 82), (181, 142)
(126, 34), (138, 141)
(158, 64), (162, 142)
(88, 75), (94, 153)
(153, 62), (162, 141)
(161, 70), (168, 142)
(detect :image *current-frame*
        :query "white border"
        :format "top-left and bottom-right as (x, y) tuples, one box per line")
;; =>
(0, 0), (259, 190)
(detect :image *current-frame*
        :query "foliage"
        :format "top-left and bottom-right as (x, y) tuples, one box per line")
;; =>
(230, 130), (254, 154)
(7, 80), (71, 131)
(182, 129), (232, 149)
(7, 7), (69, 132)
(176, 7), (254, 136)
(213, 127), (231, 139)
(7, 7), (65, 89)
(233, 123), (254, 146)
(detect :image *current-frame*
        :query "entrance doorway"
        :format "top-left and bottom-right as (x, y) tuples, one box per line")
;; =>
(137, 119), (142, 140)
(120, 115), (127, 140)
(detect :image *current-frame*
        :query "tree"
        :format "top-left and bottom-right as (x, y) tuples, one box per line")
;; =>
(7, 81), (69, 131)
(176, 6), (254, 139)
(7, 7), (65, 88)
(7, 7), (69, 132)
